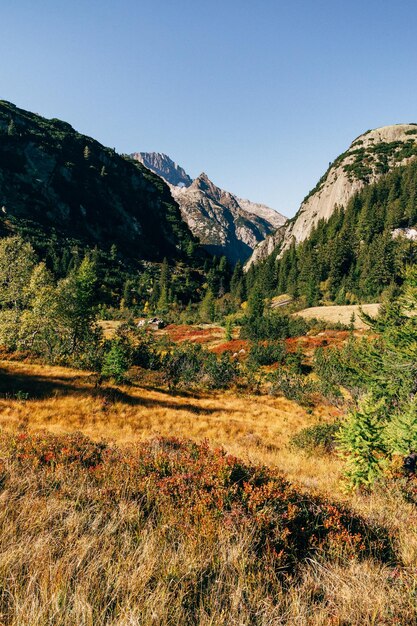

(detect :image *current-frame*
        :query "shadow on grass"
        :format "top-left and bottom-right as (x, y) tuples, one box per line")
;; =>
(0, 369), (226, 416)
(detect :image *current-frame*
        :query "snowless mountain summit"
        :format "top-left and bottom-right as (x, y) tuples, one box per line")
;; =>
(246, 123), (417, 268)
(132, 152), (286, 264)
(132, 152), (192, 188)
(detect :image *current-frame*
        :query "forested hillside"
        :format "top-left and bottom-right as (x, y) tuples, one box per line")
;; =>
(0, 101), (197, 264)
(247, 159), (417, 304)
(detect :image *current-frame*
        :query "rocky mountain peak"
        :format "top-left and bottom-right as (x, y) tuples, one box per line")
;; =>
(191, 172), (216, 193)
(132, 152), (192, 188)
(283, 123), (417, 252)
(133, 151), (287, 264)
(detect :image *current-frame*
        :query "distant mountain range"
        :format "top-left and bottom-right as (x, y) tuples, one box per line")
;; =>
(3, 98), (415, 305)
(132, 152), (286, 264)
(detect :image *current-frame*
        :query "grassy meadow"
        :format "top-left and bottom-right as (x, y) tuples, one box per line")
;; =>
(1, 319), (417, 625)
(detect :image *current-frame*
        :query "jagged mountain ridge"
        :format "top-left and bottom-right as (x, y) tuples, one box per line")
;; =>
(132, 152), (192, 188)
(246, 124), (417, 268)
(0, 101), (196, 263)
(133, 152), (286, 264)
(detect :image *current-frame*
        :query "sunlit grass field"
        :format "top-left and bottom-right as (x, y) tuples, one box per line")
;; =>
(0, 357), (417, 624)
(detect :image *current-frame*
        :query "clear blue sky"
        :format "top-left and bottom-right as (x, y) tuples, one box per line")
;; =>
(1, 0), (416, 216)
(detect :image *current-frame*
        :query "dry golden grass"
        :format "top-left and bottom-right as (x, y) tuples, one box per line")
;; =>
(0, 359), (342, 494)
(296, 303), (381, 329)
(1, 359), (417, 624)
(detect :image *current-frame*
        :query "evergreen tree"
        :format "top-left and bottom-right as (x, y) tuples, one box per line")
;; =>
(199, 289), (215, 322)
(230, 260), (245, 303)
(338, 395), (387, 489)
(246, 285), (264, 321)
(384, 400), (417, 456)
(338, 267), (417, 488)
(157, 258), (170, 313)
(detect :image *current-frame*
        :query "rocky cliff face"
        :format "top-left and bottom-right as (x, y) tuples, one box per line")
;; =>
(244, 227), (286, 268)
(133, 152), (192, 188)
(0, 101), (196, 262)
(245, 124), (417, 269)
(131, 152), (286, 264)
(236, 197), (286, 229)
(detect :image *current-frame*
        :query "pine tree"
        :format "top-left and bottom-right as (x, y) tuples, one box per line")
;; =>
(246, 285), (264, 320)
(338, 267), (417, 488)
(338, 395), (387, 489)
(199, 289), (215, 323)
(225, 318), (233, 341)
(157, 258), (170, 313)
(384, 400), (417, 456)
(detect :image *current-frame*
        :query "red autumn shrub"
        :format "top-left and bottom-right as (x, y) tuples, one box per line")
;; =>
(1, 432), (394, 572)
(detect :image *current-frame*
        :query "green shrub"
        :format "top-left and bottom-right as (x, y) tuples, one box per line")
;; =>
(248, 340), (287, 366)
(131, 335), (161, 370)
(315, 378), (344, 407)
(337, 395), (387, 490)
(101, 339), (132, 383)
(202, 352), (239, 389)
(313, 342), (368, 399)
(268, 368), (316, 407)
(240, 313), (309, 341)
(162, 343), (239, 390)
(290, 421), (341, 455)
(285, 346), (304, 374)
(224, 317), (233, 341)
(162, 343), (203, 389)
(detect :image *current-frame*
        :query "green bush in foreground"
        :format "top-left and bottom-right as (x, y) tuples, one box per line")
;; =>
(290, 421), (341, 455)
(101, 339), (132, 383)
(337, 267), (417, 489)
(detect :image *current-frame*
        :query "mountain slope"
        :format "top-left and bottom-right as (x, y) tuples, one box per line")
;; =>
(246, 124), (417, 268)
(132, 152), (286, 264)
(248, 157), (417, 304)
(0, 101), (196, 263)
(236, 197), (286, 229)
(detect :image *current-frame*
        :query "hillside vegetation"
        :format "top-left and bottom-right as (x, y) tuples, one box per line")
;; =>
(0, 100), (196, 263)
(248, 159), (417, 305)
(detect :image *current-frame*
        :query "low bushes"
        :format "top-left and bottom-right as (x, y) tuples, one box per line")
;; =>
(268, 368), (317, 407)
(0, 431), (395, 624)
(290, 421), (341, 455)
(3, 432), (394, 570)
(162, 342), (238, 390)
(248, 340), (286, 366)
(240, 312), (309, 341)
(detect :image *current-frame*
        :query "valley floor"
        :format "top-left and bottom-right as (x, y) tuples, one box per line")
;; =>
(1, 358), (417, 625)
(0, 359), (341, 494)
